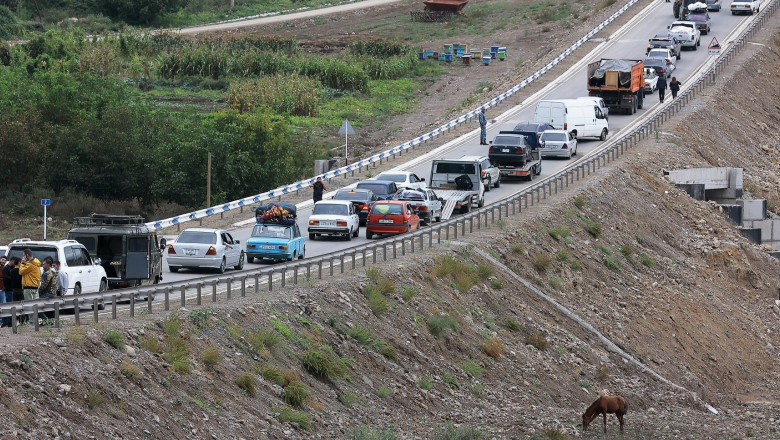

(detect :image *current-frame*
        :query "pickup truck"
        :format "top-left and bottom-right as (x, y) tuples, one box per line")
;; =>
(668, 21), (701, 49)
(730, 0), (760, 14)
(428, 159), (486, 219)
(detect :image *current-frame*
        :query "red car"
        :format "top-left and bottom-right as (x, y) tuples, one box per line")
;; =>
(365, 201), (420, 239)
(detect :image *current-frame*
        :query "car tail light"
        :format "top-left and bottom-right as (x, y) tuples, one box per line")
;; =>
(279, 245), (288, 251)
(167, 245), (176, 255)
(416, 205), (428, 211)
(206, 246), (217, 256)
(309, 220), (319, 225)
(563, 122), (568, 130)
(515, 148), (525, 154)
(691, 35), (695, 40)
(246, 244), (255, 249)
(561, 145), (568, 150)
(359, 203), (370, 211)
(336, 221), (347, 226)
(488, 146), (495, 153)
(665, 58), (671, 63)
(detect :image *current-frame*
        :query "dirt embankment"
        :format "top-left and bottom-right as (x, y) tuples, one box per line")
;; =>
(1, 2), (780, 440)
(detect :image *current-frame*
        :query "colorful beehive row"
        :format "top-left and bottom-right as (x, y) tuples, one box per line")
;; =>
(418, 43), (506, 65)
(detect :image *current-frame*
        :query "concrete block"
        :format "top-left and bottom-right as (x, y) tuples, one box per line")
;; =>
(675, 183), (706, 201)
(766, 241), (780, 251)
(752, 220), (774, 242)
(667, 167), (734, 189)
(770, 251), (780, 260)
(773, 220), (780, 241)
(737, 199), (766, 221)
(719, 204), (742, 226)
(740, 228), (762, 244)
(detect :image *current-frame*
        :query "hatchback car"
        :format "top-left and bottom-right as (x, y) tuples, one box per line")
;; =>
(373, 172), (427, 191)
(365, 201), (420, 239)
(705, 0), (721, 11)
(539, 130), (578, 159)
(644, 68), (660, 93)
(167, 228), (244, 274)
(459, 155), (500, 191)
(246, 223), (305, 262)
(512, 121), (556, 139)
(355, 180), (399, 201)
(6, 239), (108, 295)
(332, 188), (377, 226)
(646, 48), (677, 68)
(643, 58), (672, 80)
(308, 200), (360, 240)
(687, 10), (711, 34)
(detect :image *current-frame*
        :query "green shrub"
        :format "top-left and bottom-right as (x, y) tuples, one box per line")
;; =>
(200, 346), (221, 368)
(460, 359), (483, 377)
(164, 336), (191, 375)
(366, 287), (389, 316)
(162, 312), (183, 337)
(596, 245), (612, 255)
(119, 359), (141, 381)
(640, 255), (655, 268)
(376, 385), (390, 398)
(227, 74), (320, 117)
(585, 221), (602, 238)
(344, 426), (399, 440)
(376, 276), (396, 295)
(620, 243), (635, 257)
(104, 329), (125, 349)
(543, 427), (573, 440)
(453, 271), (477, 293)
(525, 332), (549, 351)
(419, 376), (433, 390)
(87, 390), (105, 409)
(490, 278), (503, 289)
(236, 373), (258, 397)
(302, 349), (331, 378)
(604, 257), (621, 271)
(434, 255), (464, 278)
(189, 308), (212, 329)
(556, 249), (570, 262)
(573, 196), (586, 208)
(373, 339), (399, 361)
(348, 326), (373, 345)
(476, 263), (493, 280)
(502, 317), (522, 332)
(441, 373), (460, 390)
(511, 244), (525, 254)
(547, 226), (571, 241)
(284, 380), (309, 409)
(426, 314), (459, 337)
(140, 336), (162, 353)
(470, 383), (486, 400)
(531, 253), (552, 271)
(365, 267), (382, 283)
(401, 286), (417, 301)
(580, 379), (591, 388)
(548, 277), (562, 289)
(339, 391), (357, 407)
(432, 424), (482, 440)
(570, 260), (583, 271)
(258, 364), (284, 386)
(273, 405), (311, 429)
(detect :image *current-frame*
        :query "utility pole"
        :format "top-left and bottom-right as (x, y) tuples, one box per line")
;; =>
(207, 152), (212, 207)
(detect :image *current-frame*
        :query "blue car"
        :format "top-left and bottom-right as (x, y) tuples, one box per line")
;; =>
(245, 222), (305, 262)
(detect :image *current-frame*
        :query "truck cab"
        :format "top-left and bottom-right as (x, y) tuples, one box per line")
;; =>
(67, 214), (165, 289)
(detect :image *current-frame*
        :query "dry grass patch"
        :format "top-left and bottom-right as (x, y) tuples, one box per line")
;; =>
(200, 346), (222, 368)
(531, 252), (553, 272)
(118, 359), (141, 381)
(236, 373), (258, 397)
(481, 337), (503, 359)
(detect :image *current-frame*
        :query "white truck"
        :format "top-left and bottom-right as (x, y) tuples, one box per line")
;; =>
(668, 21), (701, 50)
(428, 159), (486, 220)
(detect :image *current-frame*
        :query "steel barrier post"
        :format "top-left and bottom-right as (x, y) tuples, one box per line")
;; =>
(10, 307), (16, 334)
(33, 305), (39, 332)
(352, 251), (356, 270)
(340, 255), (345, 273)
(93, 299), (99, 323)
(197, 283), (202, 305)
(294, 267), (299, 285)
(393, 241), (398, 259)
(74, 298), (81, 325)
(129, 296), (135, 318)
(242, 277), (247, 296)
(319, 260), (323, 278)
(268, 271), (274, 291)
(330, 258), (334, 276)
(227, 278), (233, 299)
(282, 268), (287, 286)
(181, 285), (187, 307)
(55, 302), (61, 328)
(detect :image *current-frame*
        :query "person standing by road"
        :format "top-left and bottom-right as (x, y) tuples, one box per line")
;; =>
(669, 77), (681, 99)
(657, 74), (668, 103)
(478, 107), (488, 145)
(38, 257), (58, 323)
(0, 256), (9, 327)
(19, 249), (41, 301)
(312, 177), (326, 204)
(53, 260), (68, 297)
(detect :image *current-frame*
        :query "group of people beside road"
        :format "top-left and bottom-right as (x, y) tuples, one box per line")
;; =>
(657, 76), (682, 103)
(1, 249), (68, 327)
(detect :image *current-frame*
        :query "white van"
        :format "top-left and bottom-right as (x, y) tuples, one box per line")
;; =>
(576, 96), (609, 119)
(533, 99), (609, 141)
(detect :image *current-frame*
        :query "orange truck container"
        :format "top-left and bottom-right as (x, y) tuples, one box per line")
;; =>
(587, 59), (646, 115)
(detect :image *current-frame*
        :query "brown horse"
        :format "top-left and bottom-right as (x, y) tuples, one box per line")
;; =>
(582, 395), (627, 433)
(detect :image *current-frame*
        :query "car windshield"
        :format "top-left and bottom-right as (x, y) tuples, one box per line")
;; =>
(375, 174), (406, 183)
(7, 245), (57, 262)
(313, 203), (349, 215)
(647, 50), (669, 58)
(644, 59), (663, 67)
(541, 132), (566, 142)
(334, 191), (368, 201)
(688, 15), (706, 22)
(251, 225), (292, 239)
(371, 204), (404, 215)
(177, 231), (217, 244)
(357, 183), (391, 195)
(433, 163), (476, 174)
(492, 135), (526, 146)
(513, 123), (538, 131)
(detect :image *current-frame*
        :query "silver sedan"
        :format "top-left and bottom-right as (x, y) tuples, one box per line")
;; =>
(539, 130), (578, 159)
(167, 228), (244, 274)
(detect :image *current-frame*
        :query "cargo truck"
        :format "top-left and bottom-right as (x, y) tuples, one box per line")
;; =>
(587, 59), (645, 115)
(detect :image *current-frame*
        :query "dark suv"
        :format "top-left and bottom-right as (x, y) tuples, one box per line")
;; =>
(647, 35), (682, 60)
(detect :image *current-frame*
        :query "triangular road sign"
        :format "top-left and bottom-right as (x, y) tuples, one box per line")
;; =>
(708, 37), (720, 49)
(338, 119), (355, 135)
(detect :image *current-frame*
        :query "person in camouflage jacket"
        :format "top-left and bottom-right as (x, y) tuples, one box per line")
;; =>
(38, 257), (58, 299)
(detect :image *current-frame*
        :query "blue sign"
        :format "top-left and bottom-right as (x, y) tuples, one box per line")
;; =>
(41, 199), (51, 206)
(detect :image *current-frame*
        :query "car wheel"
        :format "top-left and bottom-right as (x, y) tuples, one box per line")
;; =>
(485, 176), (491, 192)
(309, 232), (315, 240)
(600, 128), (608, 141)
(247, 256), (254, 264)
(494, 175), (500, 188)
(74, 283), (82, 296)
(99, 279), (108, 292)
(477, 197), (484, 208)
(169, 266), (180, 273)
(353, 227), (359, 238)
(435, 209), (442, 222)
(366, 230), (374, 240)
(571, 131), (577, 141)
(346, 230), (352, 241)
(535, 163), (542, 175)
(299, 247), (305, 259)
(217, 258), (226, 274)
(234, 252), (244, 270)
(697, 38), (701, 47)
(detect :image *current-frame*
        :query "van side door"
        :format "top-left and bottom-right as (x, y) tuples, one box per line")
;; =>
(126, 236), (151, 281)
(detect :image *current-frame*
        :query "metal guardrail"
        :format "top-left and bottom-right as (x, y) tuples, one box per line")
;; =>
(147, 0), (642, 231)
(2, 0), (776, 333)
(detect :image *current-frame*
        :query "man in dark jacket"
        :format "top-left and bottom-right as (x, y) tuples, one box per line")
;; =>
(669, 77), (681, 99)
(1, 256), (10, 327)
(657, 74), (668, 103)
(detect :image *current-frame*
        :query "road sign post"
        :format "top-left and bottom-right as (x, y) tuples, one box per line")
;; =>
(338, 119), (356, 166)
(41, 198), (51, 239)
(708, 37), (721, 56)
